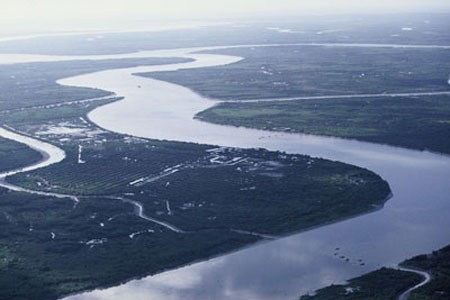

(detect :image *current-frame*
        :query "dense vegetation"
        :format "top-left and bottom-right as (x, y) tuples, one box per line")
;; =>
(141, 151), (390, 234)
(0, 138), (42, 173)
(0, 188), (258, 300)
(9, 137), (390, 235)
(299, 268), (422, 300)
(403, 244), (450, 299)
(8, 135), (209, 195)
(198, 95), (450, 154)
(300, 244), (450, 300)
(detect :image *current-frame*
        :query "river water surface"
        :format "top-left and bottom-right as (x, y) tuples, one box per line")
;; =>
(1, 45), (449, 300)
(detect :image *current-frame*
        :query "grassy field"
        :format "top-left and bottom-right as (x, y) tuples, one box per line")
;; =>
(300, 244), (450, 300)
(198, 95), (450, 154)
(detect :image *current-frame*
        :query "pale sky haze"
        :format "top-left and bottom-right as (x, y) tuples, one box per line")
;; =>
(2, 0), (450, 33)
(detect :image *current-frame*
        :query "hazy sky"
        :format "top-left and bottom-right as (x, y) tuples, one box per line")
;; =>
(2, 0), (450, 33)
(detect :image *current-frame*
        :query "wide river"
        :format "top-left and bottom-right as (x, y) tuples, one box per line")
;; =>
(1, 44), (450, 300)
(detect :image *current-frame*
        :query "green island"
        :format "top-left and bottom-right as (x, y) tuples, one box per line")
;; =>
(0, 58), (391, 300)
(197, 95), (450, 154)
(143, 46), (450, 154)
(300, 244), (450, 300)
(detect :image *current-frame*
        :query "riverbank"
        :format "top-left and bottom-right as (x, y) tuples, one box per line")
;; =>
(0, 126), (65, 179)
(0, 132), (42, 173)
(197, 94), (450, 155)
(300, 244), (450, 300)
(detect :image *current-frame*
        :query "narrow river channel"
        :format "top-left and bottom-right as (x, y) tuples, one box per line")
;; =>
(0, 127), (79, 203)
(1, 44), (449, 300)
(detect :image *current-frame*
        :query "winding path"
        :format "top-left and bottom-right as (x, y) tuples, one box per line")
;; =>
(107, 196), (185, 233)
(398, 267), (431, 300)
